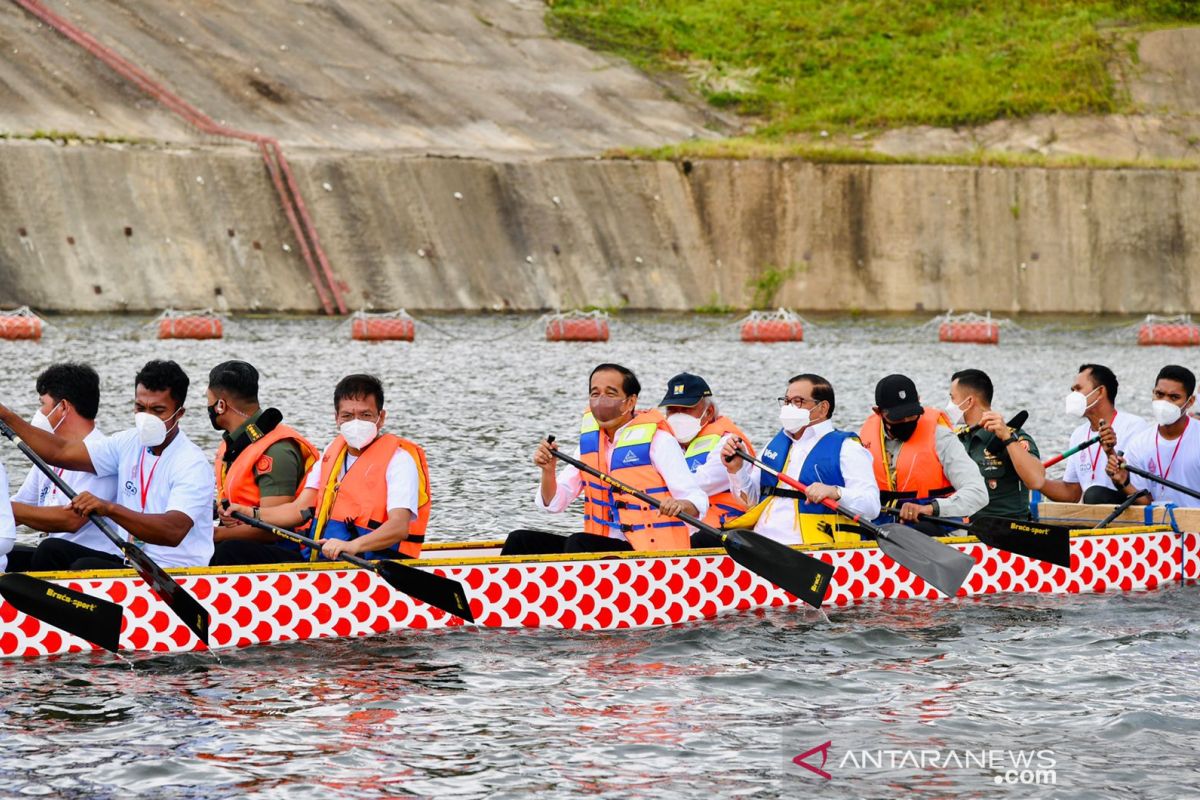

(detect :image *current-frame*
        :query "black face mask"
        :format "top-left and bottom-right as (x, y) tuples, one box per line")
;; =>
(886, 419), (920, 442)
(207, 402), (222, 431)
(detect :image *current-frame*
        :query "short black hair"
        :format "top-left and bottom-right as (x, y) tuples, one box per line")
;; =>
(951, 368), (994, 405)
(208, 360), (259, 404)
(1156, 364), (1196, 397)
(789, 373), (835, 417)
(135, 359), (189, 407)
(590, 363), (641, 397)
(35, 362), (100, 420)
(334, 374), (384, 411)
(1079, 363), (1118, 401)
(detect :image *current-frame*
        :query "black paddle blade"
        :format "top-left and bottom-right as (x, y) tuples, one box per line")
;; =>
(970, 516), (1072, 568)
(722, 530), (834, 610)
(376, 560), (475, 623)
(876, 524), (975, 597)
(121, 546), (210, 645)
(0, 573), (123, 652)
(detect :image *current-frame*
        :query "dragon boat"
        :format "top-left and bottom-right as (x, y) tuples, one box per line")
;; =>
(0, 503), (1196, 658)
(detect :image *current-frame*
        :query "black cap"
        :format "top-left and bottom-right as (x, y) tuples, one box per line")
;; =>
(658, 373), (712, 408)
(875, 374), (923, 421)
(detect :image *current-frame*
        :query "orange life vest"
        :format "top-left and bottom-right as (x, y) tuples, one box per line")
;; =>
(311, 433), (431, 560)
(215, 423), (320, 506)
(579, 409), (691, 551)
(858, 407), (954, 503)
(681, 415), (754, 527)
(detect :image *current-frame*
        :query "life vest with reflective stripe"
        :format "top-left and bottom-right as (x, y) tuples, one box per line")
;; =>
(215, 423), (319, 506)
(728, 428), (863, 545)
(858, 407), (954, 504)
(309, 433), (430, 560)
(579, 409), (690, 551)
(681, 416), (754, 527)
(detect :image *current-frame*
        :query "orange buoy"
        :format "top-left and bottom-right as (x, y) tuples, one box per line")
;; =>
(1138, 322), (1200, 347)
(546, 317), (609, 342)
(741, 319), (803, 343)
(158, 316), (223, 340)
(0, 313), (42, 341)
(351, 316), (415, 341)
(938, 321), (999, 344)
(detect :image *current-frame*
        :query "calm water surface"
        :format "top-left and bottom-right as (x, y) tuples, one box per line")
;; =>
(0, 313), (1195, 798)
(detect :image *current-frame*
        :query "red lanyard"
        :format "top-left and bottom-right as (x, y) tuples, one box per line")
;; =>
(1088, 412), (1117, 480)
(138, 449), (161, 512)
(1156, 418), (1188, 481)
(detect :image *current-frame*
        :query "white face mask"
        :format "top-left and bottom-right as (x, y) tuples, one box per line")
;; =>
(666, 412), (703, 444)
(1152, 399), (1184, 427)
(1063, 386), (1100, 418)
(945, 397), (967, 427)
(341, 418), (379, 450)
(30, 401), (64, 433)
(779, 404), (811, 434)
(135, 409), (180, 448)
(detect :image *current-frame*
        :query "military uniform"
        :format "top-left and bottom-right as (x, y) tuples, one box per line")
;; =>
(958, 424), (1040, 519)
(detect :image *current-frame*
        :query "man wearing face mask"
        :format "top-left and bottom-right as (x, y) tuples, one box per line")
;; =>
(859, 374), (987, 532)
(221, 374), (430, 563)
(658, 373), (755, 530)
(0, 359), (215, 570)
(713, 373), (879, 546)
(1105, 365), (1200, 507)
(501, 363), (708, 555)
(1041, 363), (1149, 504)
(206, 361), (320, 566)
(948, 369), (1043, 520)
(7, 363), (121, 571)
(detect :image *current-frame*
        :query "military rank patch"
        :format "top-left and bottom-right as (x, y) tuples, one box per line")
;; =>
(256, 455), (274, 474)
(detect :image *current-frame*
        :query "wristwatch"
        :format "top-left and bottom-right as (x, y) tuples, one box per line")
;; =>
(931, 500), (941, 516)
(1003, 436), (1022, 448)
(252, 506), (261, 520)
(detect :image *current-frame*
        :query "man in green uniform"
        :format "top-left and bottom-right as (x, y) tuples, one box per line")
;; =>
(207, 360), (318, 565)
(947, 369), (1044, 519)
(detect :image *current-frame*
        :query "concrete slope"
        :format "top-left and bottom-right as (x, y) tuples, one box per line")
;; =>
(0, 0), (717, 157)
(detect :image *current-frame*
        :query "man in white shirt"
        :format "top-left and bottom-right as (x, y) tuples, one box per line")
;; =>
(0, 463), (15, 571)
(0, 360), (214, 570)
(1040, 363), (1150, 504)
(713, 373), (880, 546)
(7, 363), (121, 572)
(502, 363), (708, 555)
(1107, 365), (1200, 508)
(221, 373), (429, 563)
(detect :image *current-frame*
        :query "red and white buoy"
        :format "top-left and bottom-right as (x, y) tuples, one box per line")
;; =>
(350, 310), (416, 341)
(544, 311), (610, 342)
(933, 312), (1001, 344)
(0, 307), (44, 341)
(739, 309), (805, 343)
(156, 309), (223, 340)
(1137, 315), (1200, 347)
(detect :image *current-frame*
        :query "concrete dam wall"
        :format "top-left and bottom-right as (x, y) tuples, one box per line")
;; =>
(1, 140), (1197, 314)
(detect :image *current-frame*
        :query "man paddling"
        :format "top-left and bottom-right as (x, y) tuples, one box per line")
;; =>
(948, 369), (1043, 520)
(1040, 364), (1149, 504)
(207, 361), (319, 566)
(658, 372), (754, 530)
(860, 373), (986, 534)
(0, 360), (215, 570)
(1106, 365), (1200, 507)
(220, 374), (430, 563)
(501, 363), (707, 555)
(7, 363), (121, 571)
(714, 373), (879, 546)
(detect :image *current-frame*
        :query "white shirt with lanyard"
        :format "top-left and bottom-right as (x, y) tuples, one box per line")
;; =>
(1062, 411), (1151, 493)
(1124, 418), (1200, 507)
(11, 428), (123, 556)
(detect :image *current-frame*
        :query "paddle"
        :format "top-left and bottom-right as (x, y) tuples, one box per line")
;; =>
(966, 410), (1029, 456)
(225, 506), (475, 623)
(732, 447), (974, 597)
(545, 437), (834, 609)
(0, 572), (123, 652)
(1114, 452), (1200, 504)
(1094, 488), (1150, 529)
(0, 418), (210, 645)
(917, 514), (1071, 567)
(1042, 434), (1102, 468)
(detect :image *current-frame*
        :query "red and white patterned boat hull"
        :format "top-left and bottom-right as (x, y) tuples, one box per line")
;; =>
(1, 524), (1196, 659)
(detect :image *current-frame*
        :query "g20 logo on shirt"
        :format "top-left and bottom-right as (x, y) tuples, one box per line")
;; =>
(124, 479), (137, 496)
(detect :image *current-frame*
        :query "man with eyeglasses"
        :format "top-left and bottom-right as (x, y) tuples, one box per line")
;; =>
(713, 373), (879, 546)
(859, 373), (986, 533)
(220, 374), (431, 563)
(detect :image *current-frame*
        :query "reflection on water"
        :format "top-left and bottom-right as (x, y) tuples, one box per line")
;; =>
(0, 315), (1196, 797)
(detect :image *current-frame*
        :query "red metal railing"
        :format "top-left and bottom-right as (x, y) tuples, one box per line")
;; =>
(13, 0), (348, 314)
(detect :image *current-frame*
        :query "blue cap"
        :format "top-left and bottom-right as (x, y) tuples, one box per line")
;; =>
(659, 373), (712, 408)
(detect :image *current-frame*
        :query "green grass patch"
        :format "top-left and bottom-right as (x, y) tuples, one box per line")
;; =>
(546, 0), (1200, 133)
